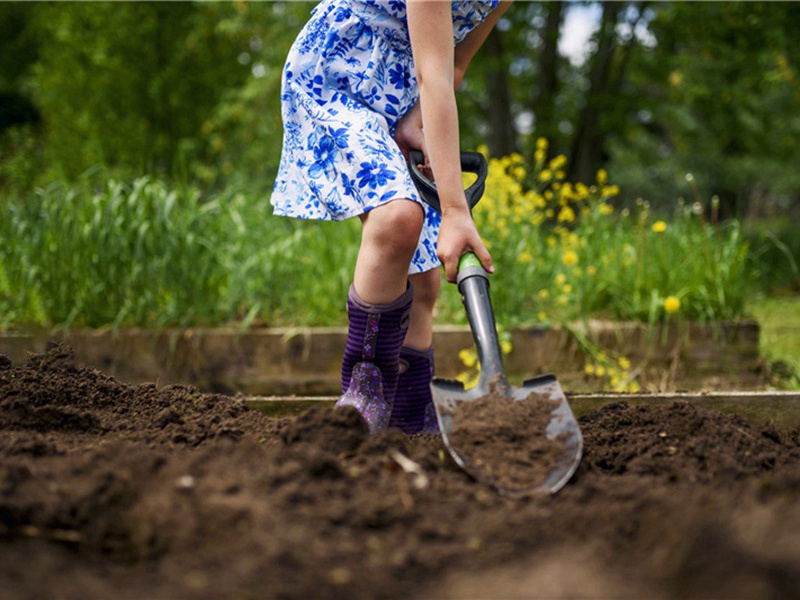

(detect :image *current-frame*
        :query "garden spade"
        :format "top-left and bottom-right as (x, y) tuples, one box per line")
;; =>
(409, 151), (582, 496)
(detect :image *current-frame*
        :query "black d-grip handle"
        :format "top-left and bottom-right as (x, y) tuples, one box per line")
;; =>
(408, 150), (488, 215)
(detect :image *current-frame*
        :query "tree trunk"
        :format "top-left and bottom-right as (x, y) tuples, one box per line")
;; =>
(568, 1), (622, 183)
(532, 1), (564, 147)
(483, 29), (518, 157)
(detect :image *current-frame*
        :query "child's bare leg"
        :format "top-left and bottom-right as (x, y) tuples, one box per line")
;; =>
(353, 199), (424, 303)
(337, 199), (424, 432)
(404, 268), (441, 350)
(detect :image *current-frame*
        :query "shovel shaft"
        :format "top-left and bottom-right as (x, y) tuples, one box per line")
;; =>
(457, 253), (506, 391)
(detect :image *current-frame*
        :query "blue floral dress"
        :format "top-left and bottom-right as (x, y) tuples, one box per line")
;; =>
(270, 0), (499, 274)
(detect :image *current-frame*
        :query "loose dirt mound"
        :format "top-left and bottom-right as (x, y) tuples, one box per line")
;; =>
(1, 343), (799, 599)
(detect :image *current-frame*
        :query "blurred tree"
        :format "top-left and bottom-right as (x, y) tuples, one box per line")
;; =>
(608, 1), (800, 216)
(30, 1), (252, 178)
(0, 3), (40, 131)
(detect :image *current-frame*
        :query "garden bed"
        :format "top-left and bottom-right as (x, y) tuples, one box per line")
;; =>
(0, 320), (764, 396)
(2, 344), (799, 599)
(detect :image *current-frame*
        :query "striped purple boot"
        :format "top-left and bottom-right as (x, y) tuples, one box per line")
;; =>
(336, 284), (412, 433)
(388, 346), (440, 435)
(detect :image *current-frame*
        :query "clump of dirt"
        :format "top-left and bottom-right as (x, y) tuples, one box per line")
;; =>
(1, 342), (799, 600)
(448, 390), (570, 493)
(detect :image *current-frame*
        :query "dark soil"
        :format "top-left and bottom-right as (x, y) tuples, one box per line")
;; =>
(449, 391), (569, 493)
(2, 343), (800, 599)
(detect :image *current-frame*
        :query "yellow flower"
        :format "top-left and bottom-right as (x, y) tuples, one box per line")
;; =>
(557, 206), (576, 223)
(536, 137), (548, 151)
(500, 340), (513, 355)
(562, 250), (578, 266)
(618, 356), (631, 370)
(538, 289), (549, 299)
(595, 365), (606, 377)
(596, 169), (608, 185)
(518, 251), (533, 265)
(651, 221), (667, 233)
(584, 364), (595, 376)
(587, 265), (598, 276)
(458, 348), (476, 368)
(537, 311), (548, 321)
(562, 284), (572, 294)
(664, 295), (681, 314)
(540, 169), (553, 182)
(555, 273), (567, 286)
(599, 203), (614, 216)
(601, 185), (620, 199)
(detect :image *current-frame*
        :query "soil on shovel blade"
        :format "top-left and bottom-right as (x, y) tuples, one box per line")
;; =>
(448, 391), (568, 492)
(2, 343), (800, 600)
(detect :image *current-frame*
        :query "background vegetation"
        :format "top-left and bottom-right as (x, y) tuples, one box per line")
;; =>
(0, 1), (798, 385)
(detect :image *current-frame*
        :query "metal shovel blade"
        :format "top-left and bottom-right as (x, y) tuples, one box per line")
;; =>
(431, 254), (583, 497)
(407, 150), (582, 496)
(432, 372), (583, 497)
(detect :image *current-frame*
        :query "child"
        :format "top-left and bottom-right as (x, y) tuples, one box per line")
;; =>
(271, 0), (511, 433)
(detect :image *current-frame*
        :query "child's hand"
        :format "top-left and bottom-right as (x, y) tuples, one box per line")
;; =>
(437, 206), (494, 283)
(394, 104), (426, 162)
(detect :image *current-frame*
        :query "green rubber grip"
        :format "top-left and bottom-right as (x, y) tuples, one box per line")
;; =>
(458, 253), (483, 271)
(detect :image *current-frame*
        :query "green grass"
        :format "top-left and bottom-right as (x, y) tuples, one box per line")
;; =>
(0, 152), (758, 333)
(748, 296), (800, 389)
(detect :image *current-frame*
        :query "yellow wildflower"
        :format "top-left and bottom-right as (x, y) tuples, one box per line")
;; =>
(555, 273), (567, 286)
(458, 348), (476, 368)
(651, 220), (667, 233)
(599, 203), (614, 216)
(538, 289), (549, 299)
(540, 169), (553, 182)
(562, 250), (578, 266)
(584, 364), (595, 376)
(596, 169), (608, 185)
(595, 365), (606, 377)
(562, 284), (572, 294)
(518, 251), (533, 265)
(500, 340), (513, 355)
(601, 185), (620, 199)
(664, 295), (681, 314)
(587, 265), (598, 276)
(618, 356), (631, 370)
(537, 311), (548, 321)
(558, 206), (576, 223)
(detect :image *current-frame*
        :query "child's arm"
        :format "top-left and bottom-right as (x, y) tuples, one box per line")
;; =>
(454, 1), (513, 89)
(407, 0), (507, 282)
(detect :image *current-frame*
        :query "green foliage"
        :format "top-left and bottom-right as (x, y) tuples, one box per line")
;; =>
(0, 173), (357, 329)
(609, 2), (800, 214)
(29, 2), (254, 178)
(0, 151), (755, 332)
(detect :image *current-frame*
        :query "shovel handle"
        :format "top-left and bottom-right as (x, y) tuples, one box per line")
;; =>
(457, 252), (507, 388)
(408, 150), (488, 213)
(408, 150), (505, 388)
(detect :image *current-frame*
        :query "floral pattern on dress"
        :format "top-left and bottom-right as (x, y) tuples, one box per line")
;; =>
(271, 0), (498, 274)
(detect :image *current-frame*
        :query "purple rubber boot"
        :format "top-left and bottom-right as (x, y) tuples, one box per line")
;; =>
(388, 345), (440, 435)
(336, 284), (412, 433)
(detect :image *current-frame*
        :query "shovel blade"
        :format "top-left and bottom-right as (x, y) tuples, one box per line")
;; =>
(432, 373), (582, 497)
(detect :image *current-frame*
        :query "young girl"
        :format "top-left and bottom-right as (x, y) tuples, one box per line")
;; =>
(271, 0), (511, 433)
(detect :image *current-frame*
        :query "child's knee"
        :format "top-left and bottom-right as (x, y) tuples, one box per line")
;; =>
(368, 200), (424, 254)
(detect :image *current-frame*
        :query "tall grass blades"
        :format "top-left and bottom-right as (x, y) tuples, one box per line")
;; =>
(1, 143), (754, 331)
